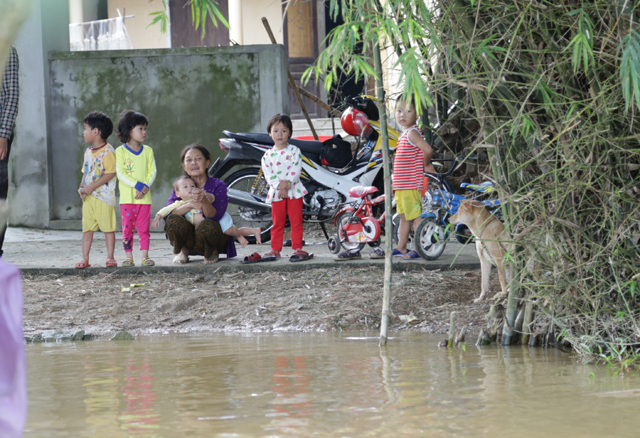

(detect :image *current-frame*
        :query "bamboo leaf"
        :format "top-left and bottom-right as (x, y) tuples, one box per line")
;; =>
(193, 1), (199, 29)
(619, 31), (640, 112)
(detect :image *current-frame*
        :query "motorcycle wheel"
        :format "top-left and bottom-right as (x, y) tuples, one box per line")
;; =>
(414, 219), (447, 261)
(337, 212), (366, 252)
(224, 168), (273, 244)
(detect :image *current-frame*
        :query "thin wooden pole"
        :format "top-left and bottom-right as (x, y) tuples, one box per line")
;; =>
(262, 17), (319, 141)
(448, 311), (456, 347)
(373, 41), (393, 347)
(297, 87), (342, 117)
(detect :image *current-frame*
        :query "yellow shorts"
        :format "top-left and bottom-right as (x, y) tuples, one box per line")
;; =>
(395, 189), (422, 221)
(82, 195), (116, 232)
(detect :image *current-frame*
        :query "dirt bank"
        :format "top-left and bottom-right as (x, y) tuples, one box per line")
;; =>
(21, 267), (500, 340)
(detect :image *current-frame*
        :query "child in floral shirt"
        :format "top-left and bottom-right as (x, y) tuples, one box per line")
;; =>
(258, 114), (311, 262)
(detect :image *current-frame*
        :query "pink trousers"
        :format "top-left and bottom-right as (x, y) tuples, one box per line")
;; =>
(120, 204), (151, 252)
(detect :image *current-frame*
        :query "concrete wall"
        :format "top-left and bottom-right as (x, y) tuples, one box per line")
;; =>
(46, 44), (288, 229)
(10, 0), (70, 229)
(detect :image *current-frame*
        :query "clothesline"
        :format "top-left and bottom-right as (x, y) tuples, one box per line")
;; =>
(69, 16), (133, 51)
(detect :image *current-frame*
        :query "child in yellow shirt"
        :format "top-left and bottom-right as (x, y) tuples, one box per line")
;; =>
(115, 110), (157, 266)
(76, 111), (117, 268)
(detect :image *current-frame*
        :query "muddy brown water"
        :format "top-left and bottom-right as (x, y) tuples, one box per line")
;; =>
(25, 332), (640, 437)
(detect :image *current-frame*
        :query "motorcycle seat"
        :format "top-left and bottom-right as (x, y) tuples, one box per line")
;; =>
(224, 131), (324, 156)
(348, 185), (378, 198)
(224, 131), (274, 145)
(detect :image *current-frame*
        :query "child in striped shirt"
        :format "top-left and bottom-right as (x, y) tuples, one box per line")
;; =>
(392, 96), (434, 259)
(115, 110), (157, 266)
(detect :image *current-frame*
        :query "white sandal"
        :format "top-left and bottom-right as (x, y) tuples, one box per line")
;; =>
(173, 253), (189, 264)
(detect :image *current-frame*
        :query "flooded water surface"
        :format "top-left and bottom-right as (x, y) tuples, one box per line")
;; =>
(24, 332), (640, 437)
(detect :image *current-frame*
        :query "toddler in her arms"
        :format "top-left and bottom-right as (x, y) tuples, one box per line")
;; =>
(152, 176), (261, 247)
(76, 111), (117, 269)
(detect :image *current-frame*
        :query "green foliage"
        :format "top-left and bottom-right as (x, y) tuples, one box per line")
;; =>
(313, 0), (640, 361)
(565, 9), (595, 73)
(304, 0), (435, 113)
(147, 0), (169, 33)
(619, 31), (640, 112)
(148, 0), (229, 38)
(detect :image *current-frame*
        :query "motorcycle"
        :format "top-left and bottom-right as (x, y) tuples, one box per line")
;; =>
(209, 96), (401, 244)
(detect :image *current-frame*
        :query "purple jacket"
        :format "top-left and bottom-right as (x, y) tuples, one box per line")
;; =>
(0, 259), (26, 437)
(167, 176), (237, 257)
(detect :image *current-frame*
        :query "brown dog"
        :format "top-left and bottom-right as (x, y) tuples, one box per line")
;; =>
(450, 200), (512, 303)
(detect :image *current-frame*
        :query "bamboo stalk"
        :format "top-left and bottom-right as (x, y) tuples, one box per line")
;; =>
(501, 314), (515, 346)
(448, 311), (456, 347)
(262, 17), (319, 141)
(373, 41), (393, 347)
(521, 302), (534, 345)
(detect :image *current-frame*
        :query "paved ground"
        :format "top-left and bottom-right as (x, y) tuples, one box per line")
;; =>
(3, 226), (481, 275)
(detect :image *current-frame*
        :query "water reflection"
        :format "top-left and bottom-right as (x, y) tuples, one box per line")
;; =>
(265, 356), (311, 435)
(80, 346), (160, 436)
(25, 332), (640, 437)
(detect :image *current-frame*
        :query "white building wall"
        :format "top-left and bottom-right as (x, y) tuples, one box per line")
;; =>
(107, 0), (169, 49)
(238, 0), (284, 45)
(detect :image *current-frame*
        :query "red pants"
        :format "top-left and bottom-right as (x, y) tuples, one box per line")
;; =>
(271, 197), (303, 251)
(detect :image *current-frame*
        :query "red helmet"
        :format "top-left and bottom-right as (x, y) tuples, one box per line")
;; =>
(341, 107), (373, 137)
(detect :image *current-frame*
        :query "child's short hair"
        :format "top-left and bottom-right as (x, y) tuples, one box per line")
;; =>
(173, 175), (194, 191)
(396, 94), (415, 109)
(83, 111), (113, 140)
(267, 114), (293, 138)
(117, 110), (149, 143)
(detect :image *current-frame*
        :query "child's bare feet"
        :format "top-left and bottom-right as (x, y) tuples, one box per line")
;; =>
(253, 228), (262, 245)
(238, 235), (249, 248)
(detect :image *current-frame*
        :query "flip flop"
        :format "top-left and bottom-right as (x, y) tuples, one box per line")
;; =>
(401, 250), (421, 260)
(369, 247), (385, 259)
(290, 249), (313, 262)
(75, 260), (91, 269)
(106, 259), (117, 268)
(241, 252), (263, 264)
(333, 250), (361, 261)
(261, 250), (281, 262)
(392, 248), (407, 257)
